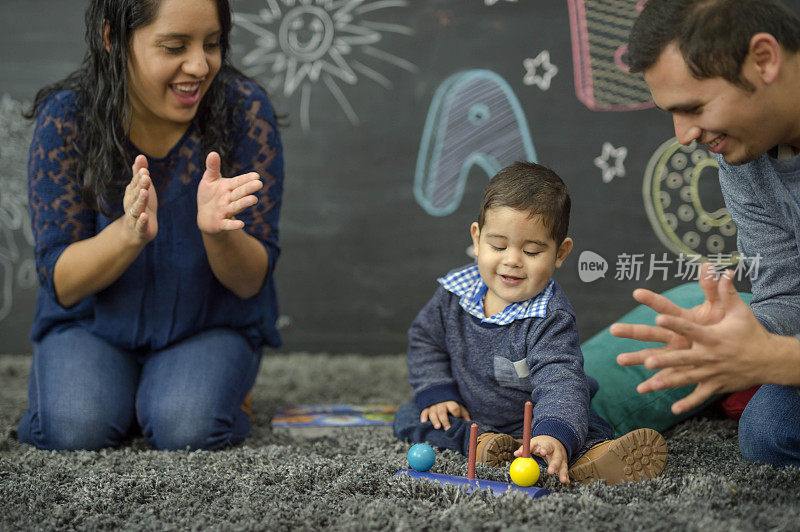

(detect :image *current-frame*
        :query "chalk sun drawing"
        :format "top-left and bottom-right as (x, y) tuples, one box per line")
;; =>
(415, 70), (537, 217)
(643, 138), (738, 264)
(233, 0), (416, 131)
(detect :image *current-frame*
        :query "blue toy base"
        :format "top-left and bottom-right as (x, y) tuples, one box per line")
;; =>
(394, 469), (549, 498)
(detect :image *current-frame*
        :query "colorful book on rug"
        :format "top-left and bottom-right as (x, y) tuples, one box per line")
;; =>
(271, 404), (397, 433)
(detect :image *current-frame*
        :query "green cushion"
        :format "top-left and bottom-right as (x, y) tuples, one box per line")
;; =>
(583, 283), (753, 436)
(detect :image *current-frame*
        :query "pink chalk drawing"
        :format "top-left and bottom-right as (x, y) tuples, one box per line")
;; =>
(567, 0), (654, 111)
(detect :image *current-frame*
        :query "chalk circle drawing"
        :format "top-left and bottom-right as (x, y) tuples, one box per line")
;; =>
(414, 70), (537, 217)
(523, 51), (558, 91)
(643, 138), (739, 265)
(567, 0), (654, 111)
(233, 0), (417, 131)
(594, 142), (627, 183)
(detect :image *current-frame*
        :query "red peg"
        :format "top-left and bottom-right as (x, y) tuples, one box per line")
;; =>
(467, 422), (478, 479)
(522, 401), (533, 457)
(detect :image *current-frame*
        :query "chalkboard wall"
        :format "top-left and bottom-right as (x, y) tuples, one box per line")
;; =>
(3, 0), (794, 354)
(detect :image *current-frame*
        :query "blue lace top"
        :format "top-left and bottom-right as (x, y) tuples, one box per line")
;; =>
(27, 74), (284, 350)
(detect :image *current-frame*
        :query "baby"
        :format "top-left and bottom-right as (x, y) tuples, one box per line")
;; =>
(394, 161), (667, 484)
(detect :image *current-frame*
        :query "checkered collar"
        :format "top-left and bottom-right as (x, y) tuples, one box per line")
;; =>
(437, 264), (553, 325)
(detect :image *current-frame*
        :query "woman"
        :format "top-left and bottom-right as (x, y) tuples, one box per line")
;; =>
(19, 0), (284, 451)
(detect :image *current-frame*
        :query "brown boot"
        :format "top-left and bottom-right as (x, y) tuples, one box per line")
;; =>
(241, 392), (254, 420)
(475, 432), (521, 466)
(568, 428), (667, 485)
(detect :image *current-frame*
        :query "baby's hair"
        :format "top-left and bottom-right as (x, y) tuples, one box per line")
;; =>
(478, 161), (571, 245)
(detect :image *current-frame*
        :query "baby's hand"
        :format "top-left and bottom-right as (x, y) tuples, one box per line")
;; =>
(420, 401), (471, 431)
(514, 435), (570, 484)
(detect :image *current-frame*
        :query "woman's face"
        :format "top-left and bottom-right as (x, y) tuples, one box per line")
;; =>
(126, 0), (222, 130)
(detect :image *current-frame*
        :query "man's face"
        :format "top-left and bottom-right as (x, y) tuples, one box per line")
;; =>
(645, 44), (779, 165)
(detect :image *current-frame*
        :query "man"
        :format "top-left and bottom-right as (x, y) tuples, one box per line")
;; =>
(613, 0), (800, 466)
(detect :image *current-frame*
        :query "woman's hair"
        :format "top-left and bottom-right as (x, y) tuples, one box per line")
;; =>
(24, 0), (247, 216)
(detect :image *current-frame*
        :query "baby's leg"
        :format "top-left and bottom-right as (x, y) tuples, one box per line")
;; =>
(570, 408), (617, 465)
(393, 401), (477, 455)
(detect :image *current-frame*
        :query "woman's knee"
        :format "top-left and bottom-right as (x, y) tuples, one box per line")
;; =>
(24, 405), (131, 451)
(140, 398), (248, 451)
(738, 385), (800, 466)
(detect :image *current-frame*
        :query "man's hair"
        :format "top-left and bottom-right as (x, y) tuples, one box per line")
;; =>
(477, 161), (571, 245)
(628, 0), (800, 90)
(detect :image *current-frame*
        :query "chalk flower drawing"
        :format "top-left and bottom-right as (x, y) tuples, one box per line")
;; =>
(233, 0), (416, 131)
(523, 51), (558, 91)
(594, 142), (628, 183)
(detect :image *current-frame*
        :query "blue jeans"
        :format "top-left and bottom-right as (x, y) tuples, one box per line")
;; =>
(18, 326), (261, 451)
(393, 401), (615, 465)
(738, 384), (800, 467)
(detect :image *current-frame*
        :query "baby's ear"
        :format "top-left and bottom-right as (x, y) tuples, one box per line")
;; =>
(554, 237), (573, 268)
(469, 222), (481, 254)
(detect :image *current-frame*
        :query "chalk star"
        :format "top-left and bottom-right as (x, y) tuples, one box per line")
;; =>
(523, 51), (558, 91)
(594, 142), (628, 183)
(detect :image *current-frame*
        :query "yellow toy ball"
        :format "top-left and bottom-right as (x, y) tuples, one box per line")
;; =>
(509, 457), (540, 487)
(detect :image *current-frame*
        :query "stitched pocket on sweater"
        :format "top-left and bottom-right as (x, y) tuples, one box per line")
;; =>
(493, 356), (533, 392)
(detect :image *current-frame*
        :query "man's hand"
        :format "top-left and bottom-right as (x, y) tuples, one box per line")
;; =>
(514, 435), (569, 484)
(611, 263), (781, 414)
(420, 401), (471, 431)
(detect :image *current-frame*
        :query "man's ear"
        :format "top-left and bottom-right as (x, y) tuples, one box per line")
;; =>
(554, 237), (573, 268)
(470, 222), (481, 258)
(749, 32), (782, 85)
(103, 20), (112, 53)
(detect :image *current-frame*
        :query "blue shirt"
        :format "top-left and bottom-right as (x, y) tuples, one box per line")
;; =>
(28, 73), (284, 350)
(438, 263), (554, 325)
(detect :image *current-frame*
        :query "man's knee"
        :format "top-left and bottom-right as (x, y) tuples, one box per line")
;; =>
(738, 385), (800, 467)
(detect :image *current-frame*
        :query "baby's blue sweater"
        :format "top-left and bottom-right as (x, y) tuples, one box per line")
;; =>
(407, 275), (597, 459)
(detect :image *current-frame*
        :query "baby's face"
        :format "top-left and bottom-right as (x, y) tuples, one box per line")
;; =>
(470, 207), (571, 317)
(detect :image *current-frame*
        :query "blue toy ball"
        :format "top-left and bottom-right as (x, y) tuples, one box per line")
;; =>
(407, 443), (436, 472)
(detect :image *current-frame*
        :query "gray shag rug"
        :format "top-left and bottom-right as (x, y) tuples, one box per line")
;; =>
(1, 353), (799, 531)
